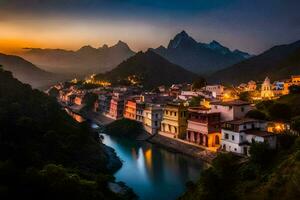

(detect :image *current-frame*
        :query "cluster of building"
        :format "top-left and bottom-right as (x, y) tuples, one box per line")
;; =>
(238, 75), (300, 100)
(53, 75), (300, 157)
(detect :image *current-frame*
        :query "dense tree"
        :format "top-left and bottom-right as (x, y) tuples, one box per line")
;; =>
(268, 103), (292, 121)
(0, 69), (126, 199)
(239, 91), (251, 102)
(189, 96), (203, 107)
(249, 142), (274, 168)
(105, 119), (143, 139)
(192, 78), (206, 90)
(246, 109), (267, 120)
(291, 116), (300, 133)
(289, 85), (300, 94)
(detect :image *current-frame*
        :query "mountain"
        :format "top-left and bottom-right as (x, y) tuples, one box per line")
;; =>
(209, 40), (300, 84)
(95, 50), (200, 89)
(0, 68), (125, 199)
(152, 31), (251, 75)
(21, 41), (135, 75)
(0, 53), (61, 88)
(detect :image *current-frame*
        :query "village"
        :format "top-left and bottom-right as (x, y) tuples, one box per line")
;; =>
(50, 74), (300, 160)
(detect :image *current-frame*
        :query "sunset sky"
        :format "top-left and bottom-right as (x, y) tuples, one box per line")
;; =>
(0, 0), (299, 54)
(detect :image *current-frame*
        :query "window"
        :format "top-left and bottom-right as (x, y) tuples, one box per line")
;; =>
(155, 121), (158, 126)
(243, 125), (247, 129)
(225, 133), (229, 139)
(241, 107), (245, 112)
(232, 135), (235, 141)
(155, 113), (158, 118)
(174, 112), (177, 116)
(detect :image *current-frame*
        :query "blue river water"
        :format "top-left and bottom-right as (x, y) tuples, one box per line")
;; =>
(101, 134), (204, 200)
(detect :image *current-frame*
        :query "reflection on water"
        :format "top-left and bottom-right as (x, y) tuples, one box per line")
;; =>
(102, 134), (204, 200)
(64, 108), (85, 123)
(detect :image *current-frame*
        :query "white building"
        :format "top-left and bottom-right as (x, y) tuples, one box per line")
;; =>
(261, 77), (274, 99)
(203, 85), (224, 98)
(143, 104), (163, 134)
(210, 100), (253, 122)
(221, 118), (277, 156)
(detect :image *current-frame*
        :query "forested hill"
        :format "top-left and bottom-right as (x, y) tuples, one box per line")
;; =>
(95, 50), (200, 89)
(0, 68), (125, 199)
(0, 53), (60, 88)
(209, 40), (300, 84)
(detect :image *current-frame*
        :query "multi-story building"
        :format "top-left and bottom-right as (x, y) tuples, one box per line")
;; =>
(203, 85), (224, 98)
(283, 75), (300, 95)
(108, 92), (125, 120)
(210, 100), (253, 122)
(98, 94), (112, 114)
(124, 99), (137, 120)
(247, 80), (257, 91)
(136, 102), (145, 122)
(221, 118), (277, 156)
(186, 107), (221, 150)
(160, 102), (188, 139)
(143, 104), (163, 134)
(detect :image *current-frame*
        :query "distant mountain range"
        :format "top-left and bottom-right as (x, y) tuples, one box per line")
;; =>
(209, 40), (300, 84)
(95, 50), (200, 89)
(152, 31), (251, 75)
(0, 53), (63, 88)
(21, 41), (135, 75)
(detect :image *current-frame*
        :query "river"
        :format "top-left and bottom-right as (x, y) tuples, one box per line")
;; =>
(66, 109), (204, 200)
(101, 133), (204, 200)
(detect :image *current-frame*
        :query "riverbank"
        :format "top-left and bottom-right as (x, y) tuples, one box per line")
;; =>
(64, 103), (216, 163)
(148, 134), (216, 163)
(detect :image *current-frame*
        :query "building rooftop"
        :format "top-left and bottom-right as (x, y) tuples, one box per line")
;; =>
(188, 106), (210, 112)
(225, 118), (262, 125)
(211, 100), (251, 106)
(244, 130), (275, 137)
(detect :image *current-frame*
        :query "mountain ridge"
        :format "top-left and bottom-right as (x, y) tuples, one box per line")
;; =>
(0, 53), (61, 88)
(21, 41), (135, 75)
(209, 40), (300, 84)
(152, 30), (252, 75)
(95, 50), (200, 89)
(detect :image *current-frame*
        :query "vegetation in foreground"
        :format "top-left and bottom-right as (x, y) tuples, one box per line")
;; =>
(0, 67), (133, 199)
(181, 91), (300, 200)
(180, 135), (300, 200)
(105, 119), (144, 139)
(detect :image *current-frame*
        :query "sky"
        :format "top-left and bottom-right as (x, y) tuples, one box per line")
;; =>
(0, 0), (299, 54)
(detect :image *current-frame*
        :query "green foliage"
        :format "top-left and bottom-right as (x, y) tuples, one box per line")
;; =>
(239, 91), (251, 102)
(0, 70), (123, 199)
(239, 163), (259, 180)
(249, 142), (274, 168)
(291, 116), (300, 133)
(188, 96), (203, 107)
(94, 50), (200, 89)
(278, 133), (297, 150)
(268, 103), (292, 122)
(246, 109), (267, 120)
(288, 85), (300, 94)
(256, 100), (274, 111)
(106, 119), (143, 138)
(192, 78), (206, 90)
